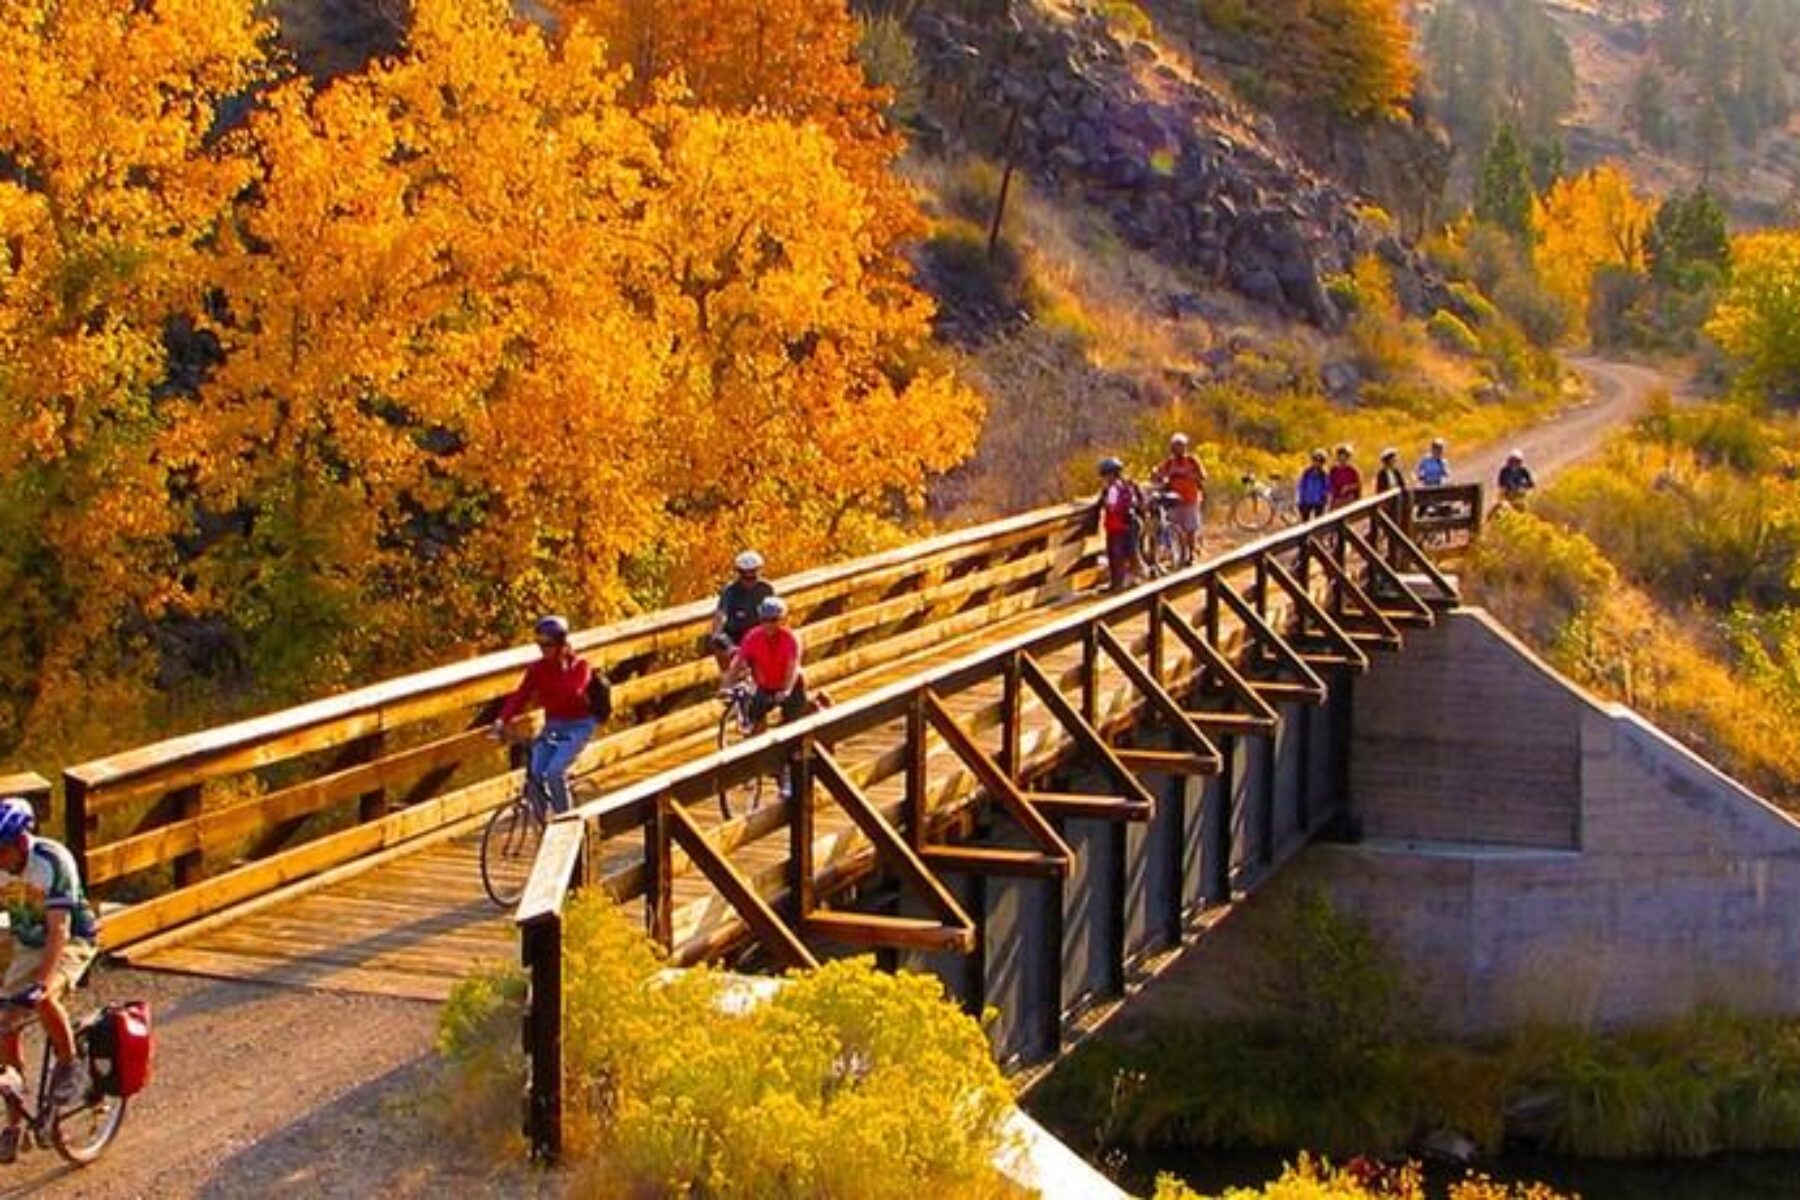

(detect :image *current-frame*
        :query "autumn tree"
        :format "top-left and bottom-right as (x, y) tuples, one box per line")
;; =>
(1200, 0), (1416, 120)
(1706, 231), (1800, 408)
(0, 0), (270, 755)
(1531, 163), (1655, 337)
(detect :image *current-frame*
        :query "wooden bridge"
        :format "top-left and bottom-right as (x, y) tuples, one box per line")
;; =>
(19, 486), (1477, 1155)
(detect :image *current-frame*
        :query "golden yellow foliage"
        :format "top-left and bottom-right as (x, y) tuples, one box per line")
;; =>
(1530, 163), (1654, 338)
(1707, 230), (1800, 406)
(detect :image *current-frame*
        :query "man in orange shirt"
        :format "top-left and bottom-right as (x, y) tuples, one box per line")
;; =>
(724, 596), (808, 726)
(1151, 432), (1207, 565)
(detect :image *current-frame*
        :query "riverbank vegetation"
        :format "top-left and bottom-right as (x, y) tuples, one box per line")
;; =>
(437, 892), (1018, 1196)
(1032, 889), (1800, 1166)
(1152, 1156), (1570, 1200)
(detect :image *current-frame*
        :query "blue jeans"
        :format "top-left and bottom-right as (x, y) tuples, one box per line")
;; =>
(529, 717), (598, 815)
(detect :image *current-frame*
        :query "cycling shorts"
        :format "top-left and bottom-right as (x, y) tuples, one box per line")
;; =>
(2, 940), (95, 1005)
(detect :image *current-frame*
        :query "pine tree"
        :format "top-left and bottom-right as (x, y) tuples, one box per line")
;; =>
(1475, 123), (1535, 242)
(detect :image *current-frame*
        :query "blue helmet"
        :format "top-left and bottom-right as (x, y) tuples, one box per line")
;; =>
(534, 615), (570, 643)
(0, 798), (35, 842)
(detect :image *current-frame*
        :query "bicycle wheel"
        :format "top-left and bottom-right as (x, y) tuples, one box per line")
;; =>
(716, 703), (765, 820)
(1232, 492), (1275, 532)
(1138, 521), (1175, 575)
(52, 1037), (127, 1166)
(479, 794), (545, 908)
(1276, 499), (1304, 527)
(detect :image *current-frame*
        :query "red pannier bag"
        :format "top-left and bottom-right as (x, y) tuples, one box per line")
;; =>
(88, 1001), (153, 1098)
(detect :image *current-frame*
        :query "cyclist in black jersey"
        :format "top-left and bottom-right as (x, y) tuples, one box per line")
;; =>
(709, 550), (774, 671)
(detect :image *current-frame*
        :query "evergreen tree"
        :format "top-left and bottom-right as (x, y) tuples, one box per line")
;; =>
(1475, 123), (1535, 242)
(1648, 188), (1732, 287)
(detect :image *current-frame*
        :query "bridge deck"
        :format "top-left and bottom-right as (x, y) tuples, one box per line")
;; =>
(128, 597), (1100, 998)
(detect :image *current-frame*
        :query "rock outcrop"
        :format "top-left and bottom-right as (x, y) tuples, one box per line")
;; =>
(911, 3), (1452, 328)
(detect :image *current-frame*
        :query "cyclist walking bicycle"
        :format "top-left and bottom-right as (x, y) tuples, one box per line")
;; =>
(1096, 457), (1143, 591)
(1150, 433), (1207, 567)
(0, 797), (99, 1163)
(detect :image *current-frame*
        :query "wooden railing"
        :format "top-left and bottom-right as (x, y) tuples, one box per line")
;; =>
(60, 502), (1099, 951)
(0, 773), (54, 828)
(514, 489), (1478, 1158)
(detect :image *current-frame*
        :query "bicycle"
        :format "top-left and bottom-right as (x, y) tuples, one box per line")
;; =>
(1231, 473), (1301, 532)
(716, 682), (769, 819)
(1137, 489), (1194, 575)
(479, 763), (551, 908)
(0, 998), (131, 1167)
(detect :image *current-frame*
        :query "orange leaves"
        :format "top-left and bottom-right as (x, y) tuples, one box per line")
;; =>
(1530, 163), (1655, 337)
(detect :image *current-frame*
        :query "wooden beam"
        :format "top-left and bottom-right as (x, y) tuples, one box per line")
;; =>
(1093, 624), (1222, 774)
(811, 746), (974, 940)
(1373, 508), (1461, 605)
(666, 802), (818, 971)
(1114, 749), (1217, 776)
(1158, 600), (1281, 730)
(1304, 536), (1404, 644)
(922, 691), (1072, 869)
(1262, 557), (1369, 673)
(1213, 581), (1328, 703)
(1018, 653), (1162, 811)
(1026, 791), (1152, 822)
(802, 910), (974, 954)
(919, 845), (1068, 879)
(1339, 523), (1436, 626)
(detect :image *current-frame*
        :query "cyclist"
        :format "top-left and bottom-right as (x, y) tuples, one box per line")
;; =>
(491, 615), (599, 816)
(1297, 449), (1330, 520)
(1095, 457), (1141, 591)
(723, 596), (808, 727)
(1416, 437), (1451, 487)
(1328, 444), (1363, 509)
(1498, 450), (1536, 507)
(1151, 433), (1207, 565)
(0, 797), (99, 1161)
(709, 550), (773, 672)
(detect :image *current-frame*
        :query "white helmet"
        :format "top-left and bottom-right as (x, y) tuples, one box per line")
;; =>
(1507, 448), (1525, 462)
(733, 550), (764, 572)
(758, 596), (789, 620)
(1170, 432), (1190, 448)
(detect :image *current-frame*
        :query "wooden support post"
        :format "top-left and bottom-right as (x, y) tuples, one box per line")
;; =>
(647, 796), (672, 948)
(1000, 653), (1022, 780)
(1258, 731), (1276, 867)
(790, 740), (815, 925)
(963, 873), (987, 1019)
(1041, 857), (1066, 1059)
(1106, 817), (1127, 996)
(522, 912), (564, 1161)
(1081, 623), (1100, 726)
(164, 784), (204, 888)
(1296, 702), (1312, 831)
(59, 774), (90, 880)
(906, 694), (928, 850)
(1332, 671), (1356, 815)
(1148, 599), (1165, 685)
(1208, 738), (1234, 905)
(353, 731), (389, 823)
(1165, 774), (1187, 935)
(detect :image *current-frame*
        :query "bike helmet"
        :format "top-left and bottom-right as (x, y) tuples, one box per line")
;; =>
(1335, 443), (1353, 456)
(1310, 448), (1327, 463)
(1169, 432), (1190, 448)
(0, 798), (35, 842)
(534, 614), (571, 643)
(758, 596), (789, 620)
(1507, 448), (1525, 462)
(733, 550), (764, 572)
(1430, 437), (1446, 451)
(1098, 456), (1123, 476)
(1380, 447), (1398, 461)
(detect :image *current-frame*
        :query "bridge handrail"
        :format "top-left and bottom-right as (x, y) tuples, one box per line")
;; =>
(63, 499), (1096, 949)
(513, 486), (1478, 1157)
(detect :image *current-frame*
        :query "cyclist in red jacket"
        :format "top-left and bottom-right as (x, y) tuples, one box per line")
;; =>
(723, 597), (808, 726)
(490, 615), (599, 815)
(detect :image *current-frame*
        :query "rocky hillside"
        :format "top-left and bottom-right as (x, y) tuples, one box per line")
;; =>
(907, 2), (1455, 330)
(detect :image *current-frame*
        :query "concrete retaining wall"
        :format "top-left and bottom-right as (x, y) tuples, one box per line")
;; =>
(1111, 607), (1800, 1037)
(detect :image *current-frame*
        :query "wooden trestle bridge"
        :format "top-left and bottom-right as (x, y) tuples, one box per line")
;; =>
(18, 485), (1478, 1157)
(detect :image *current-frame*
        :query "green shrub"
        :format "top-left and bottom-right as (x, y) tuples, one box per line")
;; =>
(1426, 310), (1481, 356)
(856, 14), (921, 121)
(437, 892), (1017, 1196)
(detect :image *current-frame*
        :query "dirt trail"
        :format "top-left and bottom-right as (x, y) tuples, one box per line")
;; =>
(1458, 356), (1679, 498)
(5, 359), (1680, 1198)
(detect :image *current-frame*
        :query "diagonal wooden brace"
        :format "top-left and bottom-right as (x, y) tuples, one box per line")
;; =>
(809, 747), (975, 952)
(1263, 556), (1369, 672)
(1346, 521), (1440, 626)
(1214, 580), (1328, 703)
(1017, 652), (1159, 819)
(667, 800), (818, 971)
(1373, 509), (1461, 605)
(1304, 537), (1403, 645)
(1157, 600), (1280, 732)
(1092, 625), (1222, 774)
(921, 691), (1073, 872)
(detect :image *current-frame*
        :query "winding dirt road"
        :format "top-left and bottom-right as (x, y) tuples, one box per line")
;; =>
(4, 356), (1681, 1199)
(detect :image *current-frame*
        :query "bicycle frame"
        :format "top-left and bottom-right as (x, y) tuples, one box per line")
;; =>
(0, 1003), (105, 1149)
